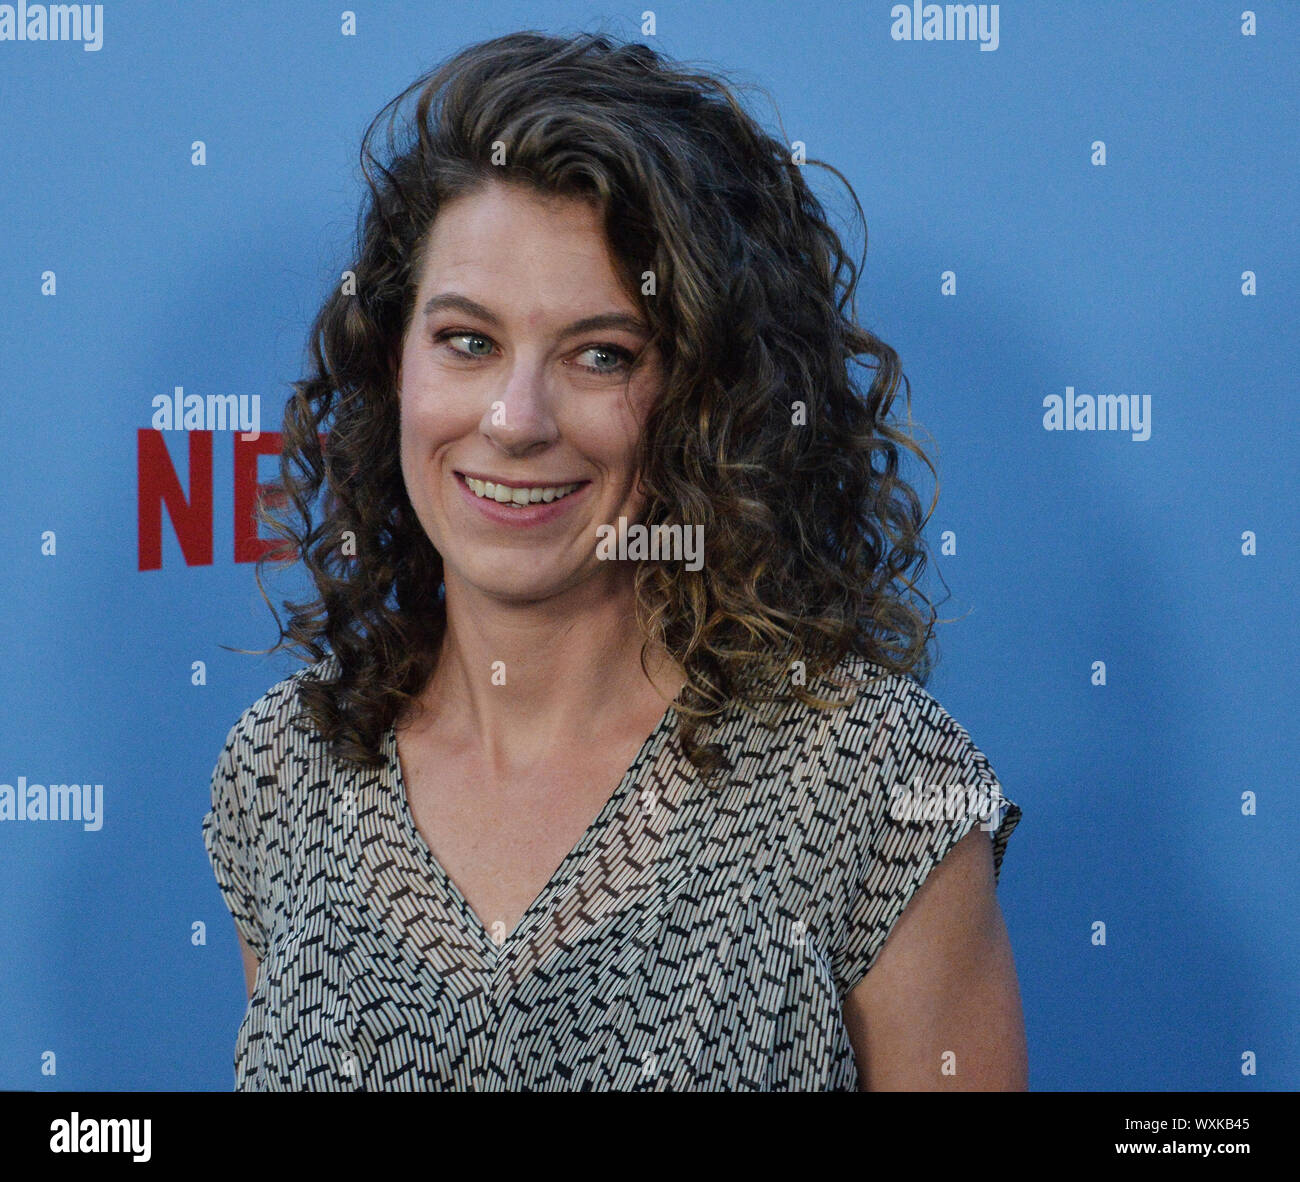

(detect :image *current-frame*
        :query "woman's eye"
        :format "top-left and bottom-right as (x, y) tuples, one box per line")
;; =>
(435, 331), (633, 375)
(573, 344), (634, 374)
(441, 332), (494, 358)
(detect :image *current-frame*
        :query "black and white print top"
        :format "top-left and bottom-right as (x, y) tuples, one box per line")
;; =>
(203, 653), (1020, 1091)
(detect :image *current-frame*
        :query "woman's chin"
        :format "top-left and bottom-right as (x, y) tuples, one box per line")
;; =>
(447, 563), (589, 605)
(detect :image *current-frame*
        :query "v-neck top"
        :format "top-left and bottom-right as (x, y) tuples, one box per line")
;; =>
(202, 653), (1020, 1091)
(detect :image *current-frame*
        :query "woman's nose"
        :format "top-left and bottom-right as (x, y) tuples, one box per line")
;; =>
(479, 353), (560, 451)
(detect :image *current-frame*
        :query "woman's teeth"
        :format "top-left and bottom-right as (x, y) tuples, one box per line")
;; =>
(463, 476), (583, 506)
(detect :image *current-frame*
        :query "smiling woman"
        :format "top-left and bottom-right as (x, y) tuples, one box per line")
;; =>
(396, 183), (666, 606)
(202, 29), (1026, 1092)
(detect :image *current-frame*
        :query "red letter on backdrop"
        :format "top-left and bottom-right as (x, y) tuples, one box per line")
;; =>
(137, 429), (213, 570)
(233, 432), (283, 564)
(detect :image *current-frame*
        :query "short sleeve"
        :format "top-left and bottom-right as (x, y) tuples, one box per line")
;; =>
(830, 680), (1021, 998)
(202, 718), (269, 961)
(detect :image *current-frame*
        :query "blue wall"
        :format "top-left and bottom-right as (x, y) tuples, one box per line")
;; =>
(2, 0), (1295, 1090)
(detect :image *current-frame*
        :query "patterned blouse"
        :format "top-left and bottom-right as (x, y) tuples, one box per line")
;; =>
(203, 654), (1020, 1090)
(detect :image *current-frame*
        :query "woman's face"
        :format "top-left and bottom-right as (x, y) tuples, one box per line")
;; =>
(397, 180), (663, 605)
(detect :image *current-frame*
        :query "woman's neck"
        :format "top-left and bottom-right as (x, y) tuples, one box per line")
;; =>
(403, 567), (686, 773)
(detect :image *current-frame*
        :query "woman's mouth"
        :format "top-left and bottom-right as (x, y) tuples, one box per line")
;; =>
(453, 471), (592, 527)
(461, 474), (585, 506)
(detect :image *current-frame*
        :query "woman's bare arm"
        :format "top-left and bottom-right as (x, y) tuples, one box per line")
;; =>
(841, 825), (1028, 1090)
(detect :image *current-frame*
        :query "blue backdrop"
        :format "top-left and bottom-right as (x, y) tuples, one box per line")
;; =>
(2, 0), (1295, 1091)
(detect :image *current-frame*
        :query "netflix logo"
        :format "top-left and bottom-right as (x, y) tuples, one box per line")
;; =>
(136, 428), (290, 571)
(136, 387), (329, 570)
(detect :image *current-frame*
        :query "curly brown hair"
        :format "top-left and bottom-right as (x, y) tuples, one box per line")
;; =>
(254, 29), (946, 784)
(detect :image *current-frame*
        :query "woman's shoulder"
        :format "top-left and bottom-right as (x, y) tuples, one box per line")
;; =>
(212, 654), (341, 781)
(825, 653), (984, 749)
(731, 651), (1008, 813)
(203, 657), (341, 961)
(783, 657), (1021, 997)
(743, 651), (974, 746)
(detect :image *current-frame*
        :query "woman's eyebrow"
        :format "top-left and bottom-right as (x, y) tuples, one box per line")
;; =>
(421, 292), (648, 337)
(422, 292), (500, 324)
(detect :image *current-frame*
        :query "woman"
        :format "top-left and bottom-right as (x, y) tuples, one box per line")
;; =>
(204, 30), (1026, 1091)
